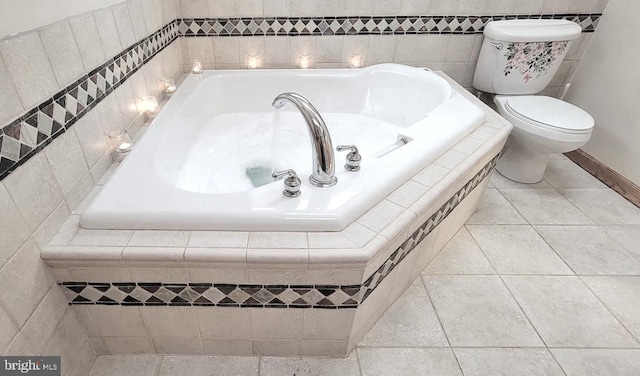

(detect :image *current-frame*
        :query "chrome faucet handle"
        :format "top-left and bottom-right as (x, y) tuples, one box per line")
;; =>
(336, 145), (361, 172)
(272, 169), (301, 198)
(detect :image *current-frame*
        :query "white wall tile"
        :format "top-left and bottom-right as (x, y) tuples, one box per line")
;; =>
(112, 2), (137, 49)
(345, 0), (373, 14)
(366, 35), (396, 64)
(373, 0), (402, 15)
(69, 14), (107, 72)
(0, 239), (54, 328)
(401, 0), (432, 13)
(38, 21), (85, 87)
(181, 0), (210, 17)
(68, 340), (97, 376)
(209, 0), (237, 17)
(513, 0), (544, 13)
(0, 31), (59, 109)
(127, 0), (149, 41)
(0, 305), (18, 354)
(263, 37), (290, 66)
(429, 0), (459, 13)
(93, 8), (123, 58)
(3, 154), (64, 232)
(250, 309), (303, 339)
(235, 0), (264, 16)
(0, 183), (29, 265)
(87, 306), (149, 337)
(315, 36), (343, 63)
(196, 307), (251, 339)
(44, 131), (90, 196)
(213, 37), (240, 65)
(290, 0), (317, 16)
(0, 57), (24, 125)
(20, 286), (67, 353)
(317, 0), (346, 15)
(141, 0), (165, 33)
(264, 0), (292, 16)
(102, 337), (155, 354)
(113, 80), (139, 126)
(153, 337), (203, 354)
(141, 307), (200, 337)
(73, 111), (109, 169)
(32, 201), (70, 250)
(303, 309), (354, 340)
(186, 38), (215, 66)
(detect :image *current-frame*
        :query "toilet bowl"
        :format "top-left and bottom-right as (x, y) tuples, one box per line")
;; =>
(493, 95), (594, 183)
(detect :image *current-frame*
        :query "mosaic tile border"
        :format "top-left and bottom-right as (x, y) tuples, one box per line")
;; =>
(178, 13), (601, 37)
(0, 20), (180, 180)
(59, 153), (499, 308)
(0, 13), (600, 181)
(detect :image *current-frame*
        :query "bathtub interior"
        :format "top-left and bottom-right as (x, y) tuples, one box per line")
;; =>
(81, 64), (486, 231)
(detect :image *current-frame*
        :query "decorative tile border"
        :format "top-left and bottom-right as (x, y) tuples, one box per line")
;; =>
(178, 13), (601, 37)
(59, 153), (499, 308)
(0, 20), (180, 180)
(0, 12), (600, 181)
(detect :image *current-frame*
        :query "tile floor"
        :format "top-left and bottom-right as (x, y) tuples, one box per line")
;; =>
(90, 155), (640, 376)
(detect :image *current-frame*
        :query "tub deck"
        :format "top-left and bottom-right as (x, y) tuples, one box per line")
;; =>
(41, 72), (512, 357)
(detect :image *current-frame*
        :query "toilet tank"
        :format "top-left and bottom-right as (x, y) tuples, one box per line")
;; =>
(473, 20), (582, 94)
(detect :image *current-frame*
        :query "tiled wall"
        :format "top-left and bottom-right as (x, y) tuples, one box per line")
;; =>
(0, 0), (182, 374)
(177, 0), (608, 95)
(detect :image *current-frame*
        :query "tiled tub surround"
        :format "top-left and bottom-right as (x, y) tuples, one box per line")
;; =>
(41, 73), (512, 356)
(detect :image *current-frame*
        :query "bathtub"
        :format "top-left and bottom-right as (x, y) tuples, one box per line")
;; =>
(81, 64), (486, 231)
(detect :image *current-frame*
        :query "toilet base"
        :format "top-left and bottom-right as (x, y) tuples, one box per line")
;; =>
(496, 138), (550, 184)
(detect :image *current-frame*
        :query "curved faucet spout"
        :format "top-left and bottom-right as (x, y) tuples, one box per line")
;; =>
(272, 92), (337, 188)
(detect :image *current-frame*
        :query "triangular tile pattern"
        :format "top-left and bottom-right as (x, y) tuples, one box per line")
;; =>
(177, 13), (601, 37)
(59, 154), (499, 309)
(0, 20), (180, 180)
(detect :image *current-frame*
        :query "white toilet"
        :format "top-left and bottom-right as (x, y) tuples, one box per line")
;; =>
(473, 20), (595, 183)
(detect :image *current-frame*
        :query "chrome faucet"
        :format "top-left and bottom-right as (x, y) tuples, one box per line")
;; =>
(272, 92), (337, 187)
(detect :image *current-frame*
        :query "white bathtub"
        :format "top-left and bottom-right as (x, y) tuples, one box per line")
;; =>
(81, 64), (486, 231)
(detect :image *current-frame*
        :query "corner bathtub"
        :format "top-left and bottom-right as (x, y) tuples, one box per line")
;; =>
(81, 64), (486, 231)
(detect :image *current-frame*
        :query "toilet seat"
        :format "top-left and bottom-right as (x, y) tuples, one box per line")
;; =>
(504, 96), (594, 135)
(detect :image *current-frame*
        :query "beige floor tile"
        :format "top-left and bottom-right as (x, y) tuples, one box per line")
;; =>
(357, 347), (462, 376)
(423, 275), (543, 347)
(159, 356), (259, 376)
(544, 160), (607, 189)
(90, 355), (161, 376)
(360, 279), (448, 347)
(467, 225), (572, 275)
(582, 276), (640, 340)
(503, 276), (639, 348)
(454, 348), (565, 376)
(601, 225), (640, 259)
(260, 352), (360, 376)
(500, 189), (593, 225)
(559, 189), (640, 225)
(466, 189), (528, 225)
(423, 227), (495, 275)
(551, 349), (640, 376)
(536, 226), (640, 275)
(491, 171), (552, 189)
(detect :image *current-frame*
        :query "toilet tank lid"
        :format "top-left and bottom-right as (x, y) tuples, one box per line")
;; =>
(484, 20), (582, 42)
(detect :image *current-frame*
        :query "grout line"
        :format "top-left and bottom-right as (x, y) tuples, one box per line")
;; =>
(576, 275), (640, 346)
(497, 274), (549, 348)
